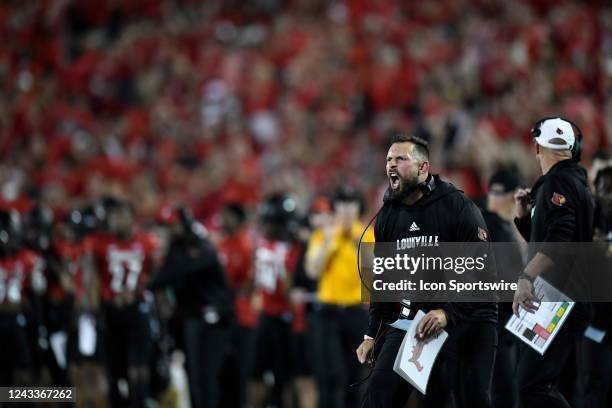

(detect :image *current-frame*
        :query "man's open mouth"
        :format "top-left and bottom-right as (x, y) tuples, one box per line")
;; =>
(389, 173), (400, 190)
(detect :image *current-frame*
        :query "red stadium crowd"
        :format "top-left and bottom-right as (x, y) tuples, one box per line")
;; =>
(1, 0), (611, 219)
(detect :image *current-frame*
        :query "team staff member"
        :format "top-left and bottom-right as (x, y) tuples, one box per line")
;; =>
(512, 117), (594, 408)
(305, 186), (373, 408)
(215, 202), (256, 408)
(481, 168), (524, 408)
(593, 166), (612, 241)
(149, 206), (233, 408)
(580, 166), (612, 407)
(356, 135), (497, 408)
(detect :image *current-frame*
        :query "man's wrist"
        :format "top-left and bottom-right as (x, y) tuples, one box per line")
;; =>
(363, 334), (374, 341)
(518, 272), (535, 284)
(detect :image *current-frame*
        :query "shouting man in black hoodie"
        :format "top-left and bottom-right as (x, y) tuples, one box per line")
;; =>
(513, 117), (594, 408)
(356, 135), (498, 407)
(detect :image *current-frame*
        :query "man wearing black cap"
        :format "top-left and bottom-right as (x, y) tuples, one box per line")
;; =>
(483, 167), (522, 240)
(481, 167), (524, 408)
(513, 117), (594, 408)
(148, 207), (233, 408)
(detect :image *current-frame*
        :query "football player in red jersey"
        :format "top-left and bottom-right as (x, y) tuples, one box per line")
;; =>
(250, 194), (300, 408)
(23, 203), (71, 387)
(0, 210), (46, 386)
(45, 211), (85, 330)
(215, 202), (256, 407)
(85, 198), (160, 408)
(51, 209), (109, 408)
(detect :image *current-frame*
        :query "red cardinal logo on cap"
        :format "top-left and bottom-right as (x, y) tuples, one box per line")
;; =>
(478, 227), (488, 241)
(551, 192), (566, 206)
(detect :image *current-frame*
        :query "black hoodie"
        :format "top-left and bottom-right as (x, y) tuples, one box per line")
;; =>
(514, 159), (594, 322)
(366, 175), (497, 338)
(148, 232), (233, 323)
(515, 159), (594, 250)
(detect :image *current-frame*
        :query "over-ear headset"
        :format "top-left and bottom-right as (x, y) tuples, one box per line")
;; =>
(531, 116), (583, 161)
(419, 174), (436, 195)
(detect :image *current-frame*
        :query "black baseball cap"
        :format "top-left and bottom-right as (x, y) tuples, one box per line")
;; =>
(488, 167), (521, 195)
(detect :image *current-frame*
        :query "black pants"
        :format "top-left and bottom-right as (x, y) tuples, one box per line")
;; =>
(516, 318), (584, 408)
(361, 327), (448, 408)
(45, 300), (74, 386)
(220, 323), (254, 408)
(492, 324), (519, 408)
(450, 321), (498, 408)
(184, 317), (229, 408)
(0, 312), (31, 385)
(252, 314), (293, 406)
(103, 302), (154, 408)
(579, 337), (612, 408)
(362, 322), (497, 408)
(292, 312), (317, 377)
(315, 304), (368, 408)
(236, 324), (255, 406)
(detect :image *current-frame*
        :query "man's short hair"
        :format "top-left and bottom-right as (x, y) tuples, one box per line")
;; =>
(390, 134), (430, 160)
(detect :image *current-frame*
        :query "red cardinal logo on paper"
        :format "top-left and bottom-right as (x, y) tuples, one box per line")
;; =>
(478, 227), (488, 241)
(551, 192), (566, 206)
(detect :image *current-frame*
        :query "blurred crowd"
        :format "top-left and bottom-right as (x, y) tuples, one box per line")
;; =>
(2, 0), (612, 407)
(1, 0), (612, 218)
